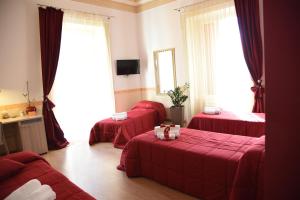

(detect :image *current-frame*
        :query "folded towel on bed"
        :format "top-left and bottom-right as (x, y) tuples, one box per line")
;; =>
(154, 125), (180, 140)
(203, 106), (221, 115)
(112, 112), (128, 121)
(25, 185), (56, 200)
(5, 179), (56, 200)
(4, 179), (41, 200)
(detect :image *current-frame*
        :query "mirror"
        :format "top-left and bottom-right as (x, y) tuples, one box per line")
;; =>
(154, 48), (176, 94)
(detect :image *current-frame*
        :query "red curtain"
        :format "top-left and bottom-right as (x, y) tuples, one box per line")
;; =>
(234, 0), (264, 113)
(39, 7), (69, 149)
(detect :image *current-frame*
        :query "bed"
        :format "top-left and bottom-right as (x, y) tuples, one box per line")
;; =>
(89, 100), (166, 148)
(0, 151), (95, 200)
(118, 128), (265, 200)
(187, 111), (265, 137)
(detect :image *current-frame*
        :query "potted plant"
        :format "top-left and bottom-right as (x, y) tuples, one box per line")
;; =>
(167, 83), (189, 126)
(22, 81), (37, 115)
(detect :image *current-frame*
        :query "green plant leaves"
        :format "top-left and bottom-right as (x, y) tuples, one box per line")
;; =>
(167, 83), (189, 107)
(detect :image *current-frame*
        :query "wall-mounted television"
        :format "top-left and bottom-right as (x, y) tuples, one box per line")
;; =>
(116, 59), (140, 75)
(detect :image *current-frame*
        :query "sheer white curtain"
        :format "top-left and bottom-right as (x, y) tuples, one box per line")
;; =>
(51, 11), (115, 142)
(181, 0), (253, 116)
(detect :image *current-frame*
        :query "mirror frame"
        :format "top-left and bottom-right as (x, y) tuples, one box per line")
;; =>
(153, 48), (177, 95)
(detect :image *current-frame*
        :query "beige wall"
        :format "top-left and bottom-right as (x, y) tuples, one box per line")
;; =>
(0, 0), (142, 113)
(0, 0), (265, 116)
(137, 0), (265, 121)
(114, 88), (142, 112)
(0, 0), (42, 102)
(137, 1), (194, 121)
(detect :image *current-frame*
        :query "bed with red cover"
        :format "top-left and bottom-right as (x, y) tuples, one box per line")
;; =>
(187, 111), (265, 137)
(118, 128), (265, 200)
(0, 151), (95, 200)
(89, 100), (166, 148)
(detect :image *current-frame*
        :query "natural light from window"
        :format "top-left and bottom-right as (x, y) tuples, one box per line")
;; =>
(183, 2), (253, 115)
(215, 16), (254, 112)
(51, 11), (115, 142)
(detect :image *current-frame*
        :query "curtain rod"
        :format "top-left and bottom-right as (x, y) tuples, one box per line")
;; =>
(37, 4), (115, 19)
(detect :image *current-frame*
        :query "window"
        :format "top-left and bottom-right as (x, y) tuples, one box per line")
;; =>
(51, 11), (115, 142)
(182, 0), (253, 115)
(154, 48), (177, 94)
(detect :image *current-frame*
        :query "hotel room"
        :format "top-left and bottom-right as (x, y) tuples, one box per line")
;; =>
(0, 0), (299, 199)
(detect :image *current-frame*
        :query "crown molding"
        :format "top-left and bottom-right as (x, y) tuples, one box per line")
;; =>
(73, 0), (137, 12)
(72, 0), (176, 13)
(137, 0), (175, 12)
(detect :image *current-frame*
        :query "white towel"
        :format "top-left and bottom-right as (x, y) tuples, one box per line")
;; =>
(25, 185), (56, 200)
(5, 179), (41, 200)
(170, 125), (180, 137)
(203, 106), (221, 115)
(156, 132), (176, 140)
(112, 112), (128, 120)
(154, 125), (180, 140)
(5, 179), (56, 200)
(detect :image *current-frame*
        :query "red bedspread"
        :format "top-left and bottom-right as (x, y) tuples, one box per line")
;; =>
(118, 128), (265, 200)
(187, 112), (265, 137)
(89, 100), (166, 148)
(0, 151), (95, 200)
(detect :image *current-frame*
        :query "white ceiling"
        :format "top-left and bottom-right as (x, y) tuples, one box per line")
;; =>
(112, 0), (154, 6)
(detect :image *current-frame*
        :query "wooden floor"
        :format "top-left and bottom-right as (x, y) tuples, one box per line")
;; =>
(42, 141), (198, 200)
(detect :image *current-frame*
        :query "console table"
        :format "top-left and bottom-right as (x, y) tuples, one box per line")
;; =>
(0, 115), (48, 155)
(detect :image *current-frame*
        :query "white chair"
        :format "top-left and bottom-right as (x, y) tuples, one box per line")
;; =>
(0, 123), (9, 154)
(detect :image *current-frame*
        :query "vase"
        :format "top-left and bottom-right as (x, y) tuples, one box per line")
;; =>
(170, 106), (184, 126)
(26, 106), (37, 114)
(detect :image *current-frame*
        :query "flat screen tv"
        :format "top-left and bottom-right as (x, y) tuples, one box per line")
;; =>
(117, 59), (140, 75)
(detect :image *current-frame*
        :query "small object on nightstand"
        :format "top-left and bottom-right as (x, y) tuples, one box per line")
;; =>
(20, 111), (25, 117)
(27, 111), (37, 116)
(23, 81), (37, 116)
(26, 106), (37, 114)
(2, 113), (9, 119)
